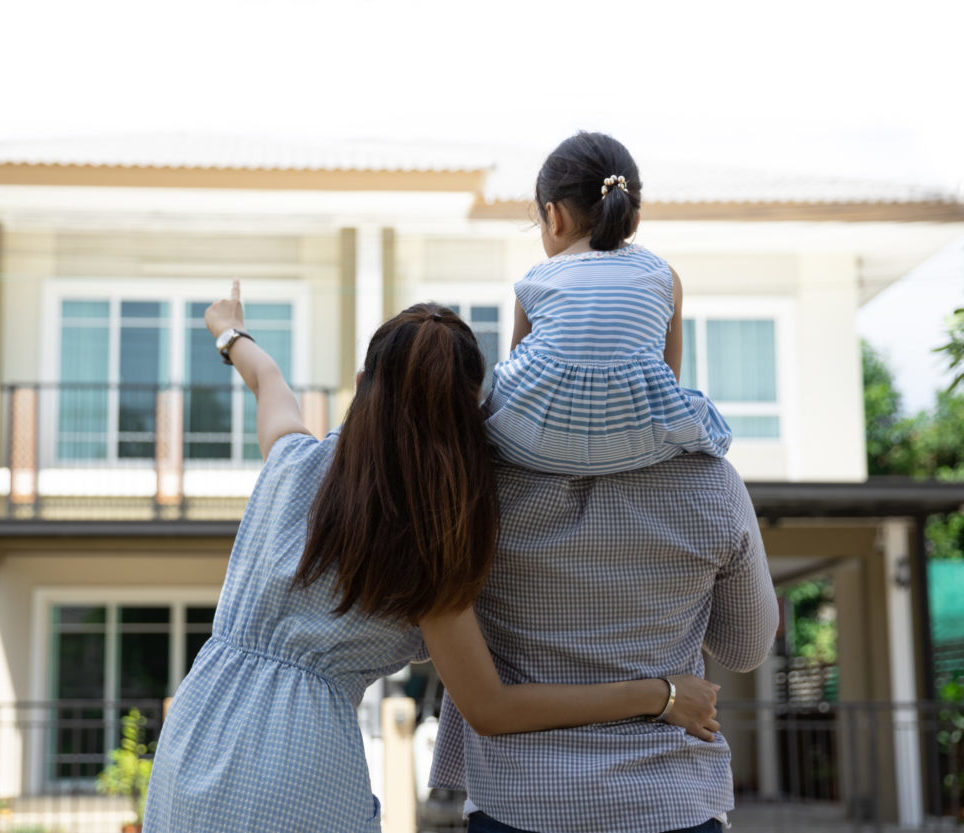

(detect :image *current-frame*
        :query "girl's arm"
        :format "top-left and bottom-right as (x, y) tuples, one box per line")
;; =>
(204, 281), (311, 459)
(663, 266), (684, 381)
(510, 299), (532, 351)
(420, 606), (720, 740)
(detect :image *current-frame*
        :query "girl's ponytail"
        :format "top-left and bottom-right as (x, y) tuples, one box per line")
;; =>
(294, 303), (498, 624)
(535, 131), (642, 251)
(589, 179), (638, 251)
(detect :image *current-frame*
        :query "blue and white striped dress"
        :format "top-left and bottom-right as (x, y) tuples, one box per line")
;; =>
(485, 244), (731, 475)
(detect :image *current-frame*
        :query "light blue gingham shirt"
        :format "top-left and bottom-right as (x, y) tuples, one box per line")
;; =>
(430, 453), (778, 833)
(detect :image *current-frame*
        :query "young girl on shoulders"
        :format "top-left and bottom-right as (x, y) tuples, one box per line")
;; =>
(486, 131), (732, 475)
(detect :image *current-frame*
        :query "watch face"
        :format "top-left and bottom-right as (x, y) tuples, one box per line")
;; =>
(216, 329), (238, 350)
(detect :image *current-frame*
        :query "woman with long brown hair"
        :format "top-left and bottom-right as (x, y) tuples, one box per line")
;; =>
(142, 282), (721, 833)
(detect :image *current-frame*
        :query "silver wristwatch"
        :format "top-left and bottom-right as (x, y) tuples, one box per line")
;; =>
(215, 328), (255, 365)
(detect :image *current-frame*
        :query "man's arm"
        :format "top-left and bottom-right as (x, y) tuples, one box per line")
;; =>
(703, 470), (779, 672)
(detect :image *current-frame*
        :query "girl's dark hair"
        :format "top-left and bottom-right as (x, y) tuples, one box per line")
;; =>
(535, 131), (642, 251)
(294, 302), (498, 624)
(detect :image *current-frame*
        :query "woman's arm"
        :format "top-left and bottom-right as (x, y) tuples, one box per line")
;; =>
(663, 266), (684, 381)
(510, 299), (532, 351)
(204, 281), (311, 459)
(420, 606), (720, 740)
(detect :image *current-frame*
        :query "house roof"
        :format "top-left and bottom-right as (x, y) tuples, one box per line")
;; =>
(0, 134), (494, 174)
(1, 134), (961, 218)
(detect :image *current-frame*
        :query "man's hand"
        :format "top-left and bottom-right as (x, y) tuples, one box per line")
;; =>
(205, 279), (245, 338)
(663, 675), (721, 741)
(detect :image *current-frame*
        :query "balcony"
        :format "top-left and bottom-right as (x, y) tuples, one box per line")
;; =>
(0, 382), (334, 522)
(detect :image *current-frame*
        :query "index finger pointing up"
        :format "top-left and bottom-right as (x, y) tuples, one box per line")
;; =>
(230, 279), (240, 302)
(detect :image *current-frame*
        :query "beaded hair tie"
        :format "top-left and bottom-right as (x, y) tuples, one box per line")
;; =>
(601, 175), (627, 199)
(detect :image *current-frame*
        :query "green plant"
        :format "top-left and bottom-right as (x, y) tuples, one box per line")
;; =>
(96, 709), (155, 827)
(938, 671), (964, 798)
(934, 308), (964, 393)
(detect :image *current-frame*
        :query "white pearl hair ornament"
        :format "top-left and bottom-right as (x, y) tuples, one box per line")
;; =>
(601, 174), (628, 199)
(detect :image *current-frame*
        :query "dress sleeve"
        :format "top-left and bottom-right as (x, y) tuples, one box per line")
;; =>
(703, 467), (779, 672)
(513, 267), (542, 318)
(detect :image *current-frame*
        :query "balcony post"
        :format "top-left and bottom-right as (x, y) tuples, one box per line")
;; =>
(9, 385), (39, 507)
(155, 387), (184, 511)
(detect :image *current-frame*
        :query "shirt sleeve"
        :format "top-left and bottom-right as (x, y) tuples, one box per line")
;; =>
(428, 691), (467, 791)
(703, 469), (779, 672)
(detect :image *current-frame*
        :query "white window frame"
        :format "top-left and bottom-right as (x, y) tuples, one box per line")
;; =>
(29, 585), (222, 793)
(681, 296), (797, 449)
(41, 278), (311, 469)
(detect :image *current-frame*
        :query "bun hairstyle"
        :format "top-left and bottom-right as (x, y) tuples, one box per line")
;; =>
(535, 132), (642, 251)
(294, 303), (498, 624)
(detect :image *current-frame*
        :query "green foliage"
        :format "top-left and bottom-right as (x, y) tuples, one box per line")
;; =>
(938, 671), (964, 793)
(883, 392), (964, 480)
(861, 340), (964, 560)
(862, 342), (907, 476)
(934, 308), (964, 394)
(96, 709), (154, 826)
(779, 579), (837, 664)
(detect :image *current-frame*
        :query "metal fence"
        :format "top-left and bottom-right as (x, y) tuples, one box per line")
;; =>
(1, 698), (961, 833)
(0, 382), (334, 521)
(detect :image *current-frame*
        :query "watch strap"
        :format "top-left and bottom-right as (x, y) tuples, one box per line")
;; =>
(219, 330), (255, 365)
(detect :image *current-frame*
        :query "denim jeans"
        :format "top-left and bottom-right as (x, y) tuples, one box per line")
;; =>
(467, 811), (723, 833)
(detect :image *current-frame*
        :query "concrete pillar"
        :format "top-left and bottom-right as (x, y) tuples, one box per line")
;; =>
(754, 654), (781, 799)
(381, 697), (416, 833)
(881, 519), (924, 827)
(355, 226), (384, 374)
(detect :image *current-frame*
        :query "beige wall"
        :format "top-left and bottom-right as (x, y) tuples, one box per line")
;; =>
(1, 229), (54, 382)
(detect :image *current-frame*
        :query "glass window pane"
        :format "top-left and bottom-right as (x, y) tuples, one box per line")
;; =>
(477, 331), (499, 391)
(119, 632), (169, 699)
(121, 301), (164, 319)
(245, 303), (293, 322)
(680, 319), (697, 388)
(55, 633), (105, 699)
(727, 415), (781, 439)
(55, 606), (107, 626)
(706, 320), (777, 402)
(62, 300), (109, 319)
(120, 606), (170, 625)
(119, 326), (165, 459)
(186, 606), (216, 624)
(59, 307), (110, 460)
(470, 305), (499, 324)
(185, 302), (233, 460)
(185, 632), (210, 672)
(244, 312), (292, 460)
(448, 304), (461, 316)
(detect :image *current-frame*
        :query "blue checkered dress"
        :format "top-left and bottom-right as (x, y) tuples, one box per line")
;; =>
(485, 245), (731, 475)
(430, 455), (778, 833)
(143, 431), (426, 833)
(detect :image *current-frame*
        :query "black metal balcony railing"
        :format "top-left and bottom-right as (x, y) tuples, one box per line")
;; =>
(0, 382), (335, 521)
